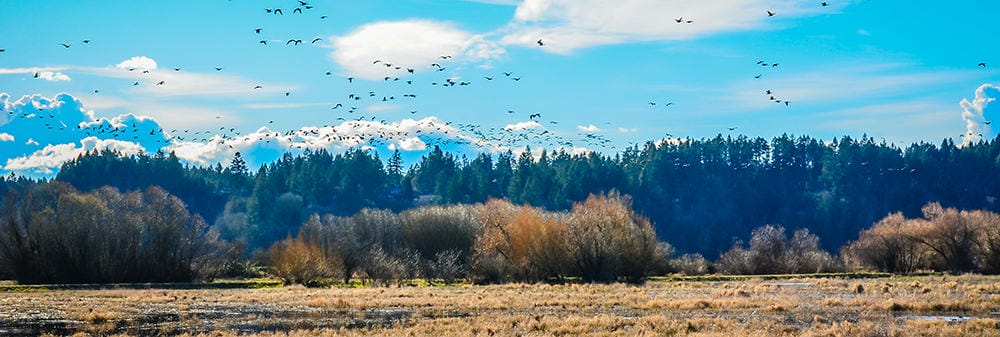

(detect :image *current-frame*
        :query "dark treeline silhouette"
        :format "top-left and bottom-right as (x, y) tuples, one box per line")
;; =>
(4, 134), (1000, 260)
(0, 183), (236, 284)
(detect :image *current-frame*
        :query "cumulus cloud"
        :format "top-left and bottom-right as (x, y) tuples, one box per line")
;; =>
(329, 20), (506, 80)
(577, 124), (601, 132)
(116, 56), (158, 70)
(960, 83), (1000, 145)
(165, 117), (490, 168)
(504, 121), (541, 131)
(0, 93), (170, 175)
(502, 0), (840, 53)
(4, 137), (145, 175)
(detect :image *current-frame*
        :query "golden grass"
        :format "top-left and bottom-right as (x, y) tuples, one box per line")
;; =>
(3, 275), (999, 336)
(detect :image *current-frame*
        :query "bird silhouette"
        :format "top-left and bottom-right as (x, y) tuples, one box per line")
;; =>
(255, 28), (262, 34)
(537, 39), (544, 46)
(293, 7), (302, 14)
(822, 2), (828, 6)
(767, 10), (775, 16)
(979, 62), (987, 67)
(287, 39), (303, 45)
(215, 67), (223, 71)
(59, 43), (71, 48)
(311, 38), (322, 44)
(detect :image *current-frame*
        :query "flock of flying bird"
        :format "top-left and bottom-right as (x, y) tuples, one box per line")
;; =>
(2, 0), (994, 158)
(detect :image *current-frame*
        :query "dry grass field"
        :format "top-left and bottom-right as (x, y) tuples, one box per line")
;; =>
(2, 275), (999, 337)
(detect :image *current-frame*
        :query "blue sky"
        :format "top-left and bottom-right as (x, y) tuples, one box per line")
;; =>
(1, 0), (997, 176)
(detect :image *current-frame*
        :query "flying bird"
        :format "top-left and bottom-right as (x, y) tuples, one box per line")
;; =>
(287, 39), (303, 45)
(311, 38), (322, 44)
(259, 40), (267, 45)
(537, 39), (544, 46)
(822, 2), (828, 6)
(767, 10), (775, 16)
(59, 43), (71, 48)
(215, 67), (223, 71)
(82, 39), (91, 44)
(255, 28), (262, 34)
(979, 62), (987, 67)
(293, 7), (302, 14)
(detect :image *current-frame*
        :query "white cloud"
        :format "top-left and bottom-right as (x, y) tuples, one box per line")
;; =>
(116, 56), (158, 70)
(617, 127), (638, 133)
(960, 83), (1000, 145)
(577, 124), (601, 132)
(4, 137), (145, 174)
(504, 121), (541, 131)
(0, 67), (69, 79)
(398, 137), (428, 151)
(37, 71), (71, 82)
(165, 117), (492, 167)
(502, 0), (842, 53)
(79, 56), (293, 99)
(329, 20), (506, 80)
(0, 93), (172, 176)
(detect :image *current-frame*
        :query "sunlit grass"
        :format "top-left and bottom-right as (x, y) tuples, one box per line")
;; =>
(4, 275), (1000, 336)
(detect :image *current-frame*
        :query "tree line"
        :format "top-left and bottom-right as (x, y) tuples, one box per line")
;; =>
(2, 183), (999, 284)
(2, 133), (1000, 283)
(36, 134), (1000, 257)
